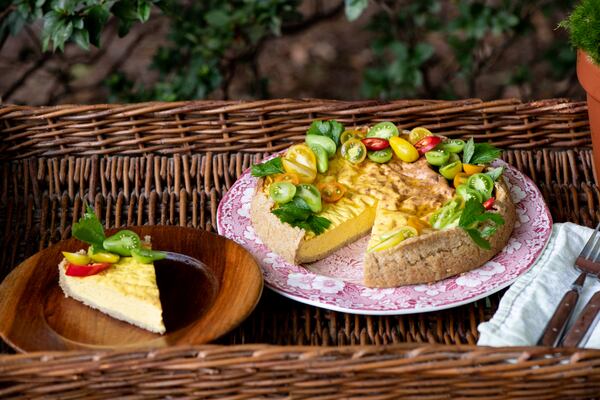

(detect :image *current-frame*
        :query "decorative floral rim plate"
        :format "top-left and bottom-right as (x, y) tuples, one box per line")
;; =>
(217, 159), (552, 315)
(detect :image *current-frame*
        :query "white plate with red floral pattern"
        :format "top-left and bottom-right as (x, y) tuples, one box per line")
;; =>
(217, 160), (552, 315)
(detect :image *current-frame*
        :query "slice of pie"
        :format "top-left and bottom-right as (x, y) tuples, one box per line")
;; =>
(58, 255), (166, 334)
(250, 125), (516, 288)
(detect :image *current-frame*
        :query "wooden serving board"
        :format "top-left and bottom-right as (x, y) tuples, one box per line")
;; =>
(0, 226), (263, 352)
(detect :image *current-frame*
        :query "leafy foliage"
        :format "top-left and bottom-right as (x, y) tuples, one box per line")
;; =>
(560, 0), (600, 65)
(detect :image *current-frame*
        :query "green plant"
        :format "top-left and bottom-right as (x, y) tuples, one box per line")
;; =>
(560, 0), (600, 65)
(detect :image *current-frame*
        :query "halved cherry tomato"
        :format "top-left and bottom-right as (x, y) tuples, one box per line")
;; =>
(483, 197), (495, 210)
(341, 138), (367, 164)
(414, 135), (442, 155)
(454, 172), (469, 188)
(274, 173), (300, 185)
(317, 182), (346, 203)
(408, 127), (433, 144)
(62, 251), (91, 266)
(282, 159), (316, 183)
(269, 181), (296, 204)
(389, 136), (419, 163)
(340, 130), (365, 144)
(463, 163), (485, 175)
(283, 144), (317, 183)
(367, 122), (399, 140)
(65, 262), (111, 277)
(361, 138), (389, 151)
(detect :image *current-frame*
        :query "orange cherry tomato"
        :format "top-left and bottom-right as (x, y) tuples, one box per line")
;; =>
(453, 172), (469, 188)
(317, 182), (346, 203)
(463, 163), (485, 175)
(274, 173), (300, 185)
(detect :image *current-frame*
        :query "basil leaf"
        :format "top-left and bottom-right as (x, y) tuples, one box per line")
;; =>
(462, 137), (475, 164)
(72, 205), (106, 248)
(470, 143), (502, 164)
(328, 120), (344, 146)
(485, 166), (504, 181)
(271, 197), (331, 235)
(465, 228), (491, 250)
(306, 120), (344, 147)
(480, 225), (499, 238)
(296, 215), (331, 235)
(251, 157), (284, 177)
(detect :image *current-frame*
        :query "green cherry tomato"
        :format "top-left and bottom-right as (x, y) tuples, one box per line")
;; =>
(367, 122), (399, 140)
(341, 138), (367, 164)
(456, 184), (484, 203)
(131, 248), (167, 264)
(467, 173), (494, 200)
(305, 135), (336, 158)
(448, 153), (460, 163)
(309, 144), (329, 173)
(87, 246), (120, 263)
(441, 139), (465, 153)
(269, 181), (296, 204)
(102, 230), (141, 256)
(367, 148), (393, 163)
(439, 160), (463, 180)
(295, 184), (322, 213)
(425, 149), (450, 166)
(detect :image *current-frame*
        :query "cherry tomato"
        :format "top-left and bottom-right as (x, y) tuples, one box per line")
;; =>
(467, 173), (494, 200)
(62, 251), (90, 266)
(424, 149), (450, 166)
(269, 181), (296, 204)
(274, 173), (300, 185)
(361, 138), (390, 151)
(340, 130), (365, 144)
(389, 136), (419, 163)
(483, 197), (495, 210)
(439, 160), (463, 180)
(367, 148), (393, 163)
(414, 136), (442, 155)
(295, 184), (322, 213)
(103, 230), (141, 256)
(317, 182), (346, 203)
(456, 184), (483, 203)
(408, 127), (433, 144)
(65, 262), (111, 277)
(282, 159), (316, 183)
(463, 163), (485, 175)
(341, 139), (367, 164)
(454, 172), (469, 188)
(283, 144), (317, 183)
(367, 122), (399, 140)
(87, 246), (120, 264)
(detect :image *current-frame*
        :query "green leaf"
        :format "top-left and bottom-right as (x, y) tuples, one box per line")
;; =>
(52, 19), (72, 51)
(72, 205), (106, 248)
(42, 11), (62, 52)
(465, 228), (491, 250)
(462, 137), (475, 164)
(470, 143), (502, 164)
(51, 0), (77, 15)
(72, 28), (90, 50)
(138, 1), (151, 22)
(485, 166), (504, 181)
(306, 120), (344, 146)
(251, 157), (284, 177)
(345, 0), (368, 21)
(85, 4), (110, 47)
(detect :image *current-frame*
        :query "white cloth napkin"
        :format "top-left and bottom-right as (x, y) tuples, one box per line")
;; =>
(478, 222), (600, 348)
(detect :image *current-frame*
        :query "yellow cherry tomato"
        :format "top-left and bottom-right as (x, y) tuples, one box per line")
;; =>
(274, 173), (300, 185)
(62, 251), (90, 266)
(282, 159), (316, 183)
(463, 163), (485, 175)
(408, 127), (433, 144)
(340, 129), (365, 144)
(453, 172), (469, 188)
(389, 136), (419, 163)
(341, 138), (367, 164)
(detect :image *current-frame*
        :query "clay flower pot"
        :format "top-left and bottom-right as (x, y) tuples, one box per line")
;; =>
(577, 50), (600, 181)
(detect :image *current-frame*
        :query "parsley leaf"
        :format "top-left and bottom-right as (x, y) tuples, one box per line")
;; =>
(251, 157), (284, 177)
(485, 166), (504, 181)
(72, 205), (106, 248)
(459, 199), (505, 249)
(307, 120), (344, 146)
(271, 197), (331, 235)
(462, 138), (502, 165)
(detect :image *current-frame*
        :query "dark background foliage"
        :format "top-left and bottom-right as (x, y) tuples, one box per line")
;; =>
(0, 0), (582, 105)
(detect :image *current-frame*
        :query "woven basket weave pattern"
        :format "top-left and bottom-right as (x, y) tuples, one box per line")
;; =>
(0, 99), (598, 399)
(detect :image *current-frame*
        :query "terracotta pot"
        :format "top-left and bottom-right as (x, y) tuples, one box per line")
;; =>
(578, 50), (600, 182)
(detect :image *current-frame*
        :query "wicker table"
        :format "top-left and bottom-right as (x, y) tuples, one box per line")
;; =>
(1, 99), (599, 399)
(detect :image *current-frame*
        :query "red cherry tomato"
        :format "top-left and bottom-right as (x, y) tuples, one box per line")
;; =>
(414, 136), (442, 155)
(361, 138), (390, 151)
(65, 262), (111, 277)
(483, 197), (495, 210)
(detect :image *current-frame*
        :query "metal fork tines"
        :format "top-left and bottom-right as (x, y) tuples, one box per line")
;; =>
(537, 222), (600, 347)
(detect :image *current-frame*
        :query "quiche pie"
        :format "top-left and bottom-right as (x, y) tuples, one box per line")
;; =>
(250, 122), (516, 288)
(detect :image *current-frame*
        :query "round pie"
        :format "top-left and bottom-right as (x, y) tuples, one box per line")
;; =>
(250, 123), (516, 288)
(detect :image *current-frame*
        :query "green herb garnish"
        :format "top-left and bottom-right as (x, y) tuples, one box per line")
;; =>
(485, 166), (504, 181)
(462, 138), (502, 165)
(251, 157), (285, 177)
(272, 197), (331, 235)
(307, 120), (344, 147)
(458, 199), (505, 250)
(72, 205), (106, 248)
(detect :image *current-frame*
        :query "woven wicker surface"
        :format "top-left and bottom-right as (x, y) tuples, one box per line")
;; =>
(0, 99), (598, 398)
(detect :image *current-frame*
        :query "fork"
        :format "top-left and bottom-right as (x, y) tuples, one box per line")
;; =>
(537, 222), (600, 347)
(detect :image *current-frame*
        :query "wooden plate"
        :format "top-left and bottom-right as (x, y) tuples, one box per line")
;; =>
(0, 226), (263, 352)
